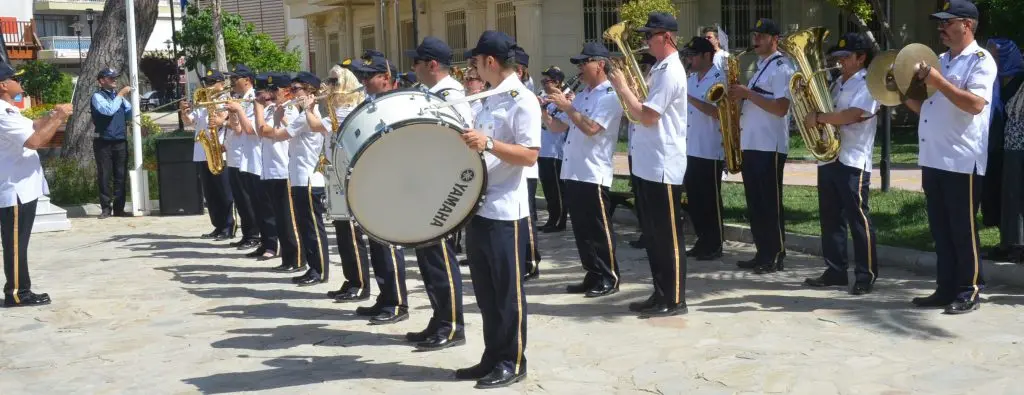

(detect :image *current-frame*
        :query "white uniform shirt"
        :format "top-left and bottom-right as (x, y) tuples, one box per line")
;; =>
(687, 65), (726, 160)
(560, 80), (623, 187)
(713, 50), (731, 72)
(918, 40), (997, 175)
(475, 73), (542, 220)
(631, 51), (688, 185)
(260, 103), (296, 180)
(430, 75), (475, 127)
(0, 100), (49, 208)
(286, 104), (326, 187)
(224, 97), (247, 169)
(539, 101), (568, 159)
(819, 69), (879, 172)
(236, 89), (262, 176)
(739, 51), (794, 153)
(191, 107), (210, 162)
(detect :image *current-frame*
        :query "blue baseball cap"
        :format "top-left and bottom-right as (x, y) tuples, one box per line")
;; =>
(229, 64), (255, 81)
(354, 54), (398, 75)
(255, 72), (271, 89)
(466, 30), (519, 61)
(269, 72), (291, 88)
(0, 63), (23, 81)
(570, 42), (612, 64)
(404, 36), (453, 66)
(97, 67), (120, 79)
(680, 36), (716, 57)
(635, 12), (678, 33)
(201, 69), (226, 82)
(828, 32), (873, 57)
(931, 0), (979, 20)
(541, 66), (565, 82)
(514, 47), (530, 67)
(292, 71), (321, 87)
(752, 18), (781, 36)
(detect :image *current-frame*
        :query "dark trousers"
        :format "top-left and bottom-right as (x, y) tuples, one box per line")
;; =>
(1, 198), (36, 300)
(94, 139), (128, 214)
(291, 186), (329, 281)
(818, 162), (878, 284)
(628, 155), (646, 243)
(922, 167), (986, 302)
(228, 167), (259, 239)
(197, 162), (234, 232)
(247, 174), (277, 252)
(741, 150), (787, 264)
(415, 237), (465, 336)
(683, 156), (724, 253)
(332, 219), (370, 289)
(522, 178), (541, 274)
(634, 178), (687, 305)
(266, 179), (299, 266)
(538, 157), (568, 228)
(564, 180), (619, 286)
(465, 215), (528, 374)
(369, 240), (407, 311)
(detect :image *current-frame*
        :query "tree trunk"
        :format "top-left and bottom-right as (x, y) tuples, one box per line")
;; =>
(63, 0), (159, 165)
(211, 0), (228, 71)
(868, 0), (896, 49)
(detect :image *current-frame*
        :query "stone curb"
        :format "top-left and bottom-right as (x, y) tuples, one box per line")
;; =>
(63, 199), (164, 218)
(537, 197), (1024, 289)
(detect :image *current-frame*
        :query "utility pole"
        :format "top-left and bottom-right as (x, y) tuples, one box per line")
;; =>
(169, 0), (183, 131)
(126, 0), (149, 215)
(211, 0), (228, 70)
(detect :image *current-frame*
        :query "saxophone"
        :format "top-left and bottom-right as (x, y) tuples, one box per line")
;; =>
(705, 52), (745, 174)
(603, 22), (649, 124)
(780, 27), (841, 162)
(192, 86), (230, 175)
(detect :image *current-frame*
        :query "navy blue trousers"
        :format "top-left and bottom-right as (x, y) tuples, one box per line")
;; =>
(683, 156), (724, 253)
(741, 150), (787, 264)
(291, 186), (329, 281)
(538, 157), (568, 228)
(465, 215), (528, 374)
(634, 178), (687, 305)
(333, 219), (371, 290)
(1, 198), (36, 299)
(415, 237), (465, 336)
(198, 162), (234, 233)
(267, 179), (301, 268)
(564, 180), (619, 287)
(228, 167), (258, 240)
(245, 173), (277, 252)
(817, 162), (878, 284)
(521, 178), (542, 275)
(922, 167), (986, 302)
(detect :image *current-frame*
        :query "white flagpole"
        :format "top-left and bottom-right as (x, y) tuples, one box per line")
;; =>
(126, 0), (149, 215)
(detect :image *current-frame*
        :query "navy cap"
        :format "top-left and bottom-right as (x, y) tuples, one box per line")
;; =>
(361, 49), (385, 60)
(467, 30), (519, 61)
(514, 47), (530, 67)
(255, 72), (271, 89)
(828, 32), (873, 56)
(570, 42), (612, 64)
(354, 55), (398, 75)
(635, 12), (678, 33)
(97, 67), (120, 79)
(201, 69), (226, 82)
(680, 36), (716, 56)
(0, 63), (23, 81)
(269, 72), (291, 88)
(404, 36), (453, 66)
(541, 66), (565, 82)
(339, 58), (355, 69)
(752, 18), (781, 36)
(398, 72), (417, 84)
(931, 0), (979, 20)
(229, 64), (255, 81)
(292, 71), (321, 87)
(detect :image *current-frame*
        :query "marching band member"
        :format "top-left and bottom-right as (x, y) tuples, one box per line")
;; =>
(904, 0), (996, 314)
(402, 36), (472, 350)
(455, 67), (486, 266)
(802, 33), (880, 295)
(255, 72), (304, 272)
(626, 53), (658, 250)
(545, 42), (624, 298)
(0, 63), (69, 307)
(456, 30), (539, 388)
(537, 66), (569, 233)
(229, 64), (276, 258)
(701, 27), (731, 72)
(259, 72), (330, 286)
(728, 18), (794, 274)
(681, 37), (726, 261)
(514, 47), (542, 281)
(348, 52), (410, 325)
(223, 65), (260, 249)
(608, 12), (689, 318)
(181, 70), (234, 241)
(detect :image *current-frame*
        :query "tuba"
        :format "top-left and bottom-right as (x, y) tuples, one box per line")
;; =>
(192, 86), (231, 175)
(705, 51), (748, 174)
(780, 27), (842, 162)
(603, 22), (649, 124)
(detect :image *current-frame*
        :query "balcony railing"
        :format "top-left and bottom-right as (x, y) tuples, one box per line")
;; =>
(33, 0), (106, 3)
(1, 20), (37, 46)
(40, 35), (91, 51)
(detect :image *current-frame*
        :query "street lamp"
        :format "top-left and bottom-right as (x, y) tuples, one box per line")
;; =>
(71, 20), (85, 71)
(165, 39), (172, 52)
(85, 8), (95, 38)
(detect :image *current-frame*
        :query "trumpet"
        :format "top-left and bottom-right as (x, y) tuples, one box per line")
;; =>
(194, 96), (255, 107)
(279, 86), (367, 109)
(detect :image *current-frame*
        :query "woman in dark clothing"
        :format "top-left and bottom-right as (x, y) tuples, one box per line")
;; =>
(992, 38), (1024, 262)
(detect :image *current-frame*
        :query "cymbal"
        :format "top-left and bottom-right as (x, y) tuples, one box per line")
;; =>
(893, 43), (939, 101)
(866, 50), (901, 106)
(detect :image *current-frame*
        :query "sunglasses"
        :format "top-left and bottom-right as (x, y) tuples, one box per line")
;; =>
(937, 18), (966, 28)
(289, 85), (305, 92)
(5, 75), (21, 83)
(644, 31), (667, 40)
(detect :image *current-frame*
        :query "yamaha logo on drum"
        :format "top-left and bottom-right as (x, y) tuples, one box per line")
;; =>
(460, 169), (475, 183)
(430, 171), (474, 228)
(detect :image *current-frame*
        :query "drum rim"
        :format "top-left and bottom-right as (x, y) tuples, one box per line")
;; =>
(335, 87), (459, 136)
(343, 117), (488, 248)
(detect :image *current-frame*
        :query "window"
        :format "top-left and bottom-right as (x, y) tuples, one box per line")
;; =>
(327, 32), (340, 66)
(721, 0), (774, 50)
(36, 14), (73, 37)
(495, 1), (517, 39)
(446, 10), (468, 64)
(583, 0), (625, 47)
(360, 25), (375, 54)
(400, 20), (416, 70)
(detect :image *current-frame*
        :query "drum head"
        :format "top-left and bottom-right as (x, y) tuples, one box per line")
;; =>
(346, 119), (486, 247)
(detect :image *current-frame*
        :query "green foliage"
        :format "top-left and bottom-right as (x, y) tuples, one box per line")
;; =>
(43, 157), (99, 206)
(826, 0), (875, 23)
(140, 51), (177, 94)
(176, 5), (301, 73)
(619, 0), (678, 49)
(140, 114), (161, 137)
(22, 104), (54, 120)
(18, 61), (74, 104)
(975, 0), (1024, 45)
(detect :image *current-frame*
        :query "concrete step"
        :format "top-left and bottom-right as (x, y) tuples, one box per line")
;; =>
(34, 195), (71, 233)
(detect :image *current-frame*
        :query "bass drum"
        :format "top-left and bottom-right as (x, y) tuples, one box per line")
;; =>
(330, 88), (486, 247)
(325, 162), (350, 221)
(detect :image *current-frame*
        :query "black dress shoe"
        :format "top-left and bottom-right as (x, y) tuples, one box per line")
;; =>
(327, 283), (351, 299)
(584, 282), (618, 298)
(850, 282), (873, 295)
(3, 292), (51, 308)
(214, 232), (235, 241)
(98, 209), (112, 219)
(803, 272), (849, 287)
(416, 333), (466, 351)
(541, 225), (565, 233)
(454, 363), (493, 380)
(475, 366), (526, 389)
(113, 211), (129, 217)
(200, 229), (221, 239)
(355, 303), (384, 317)
(628, 238), (646, 249)
(752, 261), (781, 274)
(292, 271), (321, 286)
(523, 270), (540, 282)
(944, 299), (980, 314)
(565, 281), (592, 294)
(271, 264), (304, 273)
(237, 239), (261, 250)
(628, 295), (657, 312)
(736, 259), (757, 269)
(405, 327), (432, 343)
(245, 247), (267, 258)
(638, 303), (688, 318)
(912, 292), (956, 308)
(335, 287), (370, 302)
(369, 307), (409, 325)
(685, 247), (700, 257)
(695, 249), (723, 261)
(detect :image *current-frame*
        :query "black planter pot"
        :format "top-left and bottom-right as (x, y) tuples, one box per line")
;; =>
(156, 136), (203, 216)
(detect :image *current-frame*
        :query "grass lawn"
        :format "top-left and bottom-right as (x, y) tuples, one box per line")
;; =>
(598, 178), (998, 253)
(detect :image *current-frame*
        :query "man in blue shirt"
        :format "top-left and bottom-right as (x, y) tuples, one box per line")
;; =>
(90, 68), (132, 218)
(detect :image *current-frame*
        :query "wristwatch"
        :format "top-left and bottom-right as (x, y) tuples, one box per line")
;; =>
(484, 137), (494, 152)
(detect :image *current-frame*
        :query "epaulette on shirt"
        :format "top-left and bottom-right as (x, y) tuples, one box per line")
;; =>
(976, 50), (986, 59)
(442, 90), (451, 98)
(4, 108), (16, 115)
(606, 86), (613, 93)
(776, 59), (784, 66)
(655, 63), (668, 71)
(509, 90), (521, 100)
(714, 72), (721, 78)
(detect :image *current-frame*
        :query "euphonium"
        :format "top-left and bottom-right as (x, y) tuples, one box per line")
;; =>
(780, 26), (841, 162)
(603, 22), (649, 124)
(705, 51), (747, 174)
(192, 86), (230, 175)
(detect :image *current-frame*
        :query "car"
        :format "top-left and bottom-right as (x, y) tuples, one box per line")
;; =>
(140, 91), (161, 111)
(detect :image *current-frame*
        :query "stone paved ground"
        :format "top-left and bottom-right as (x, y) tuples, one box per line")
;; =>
(2, 214), (1023, 395)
